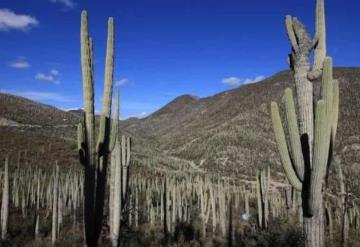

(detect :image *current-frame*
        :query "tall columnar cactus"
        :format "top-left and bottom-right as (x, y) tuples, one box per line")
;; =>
(110, 130), (131, 245)
(77, 10), (117, 247)
(199, 180), (210, 239)
(256, 166), (270, 229)
(1, 158), (9, 240)
(324, 201), (333, 241)
(162, 179), (170, 247)
(285, 0), (327, 163)
(271, 57), (339, 247)
(109, 92), (122, 247)
(52, 164), (59, 245)
(34, 169), (41, 239)
(121, 134), (131, 207)
(335, 156), (349, 246)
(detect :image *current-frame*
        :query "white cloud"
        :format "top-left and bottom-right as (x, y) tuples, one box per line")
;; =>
(49, 0), (75, 8)
(115, 78), (128, 87)
(35, 70), (61, 84)
(61, 107), (83, 111)
(10, 57), (30, 69)
(121, 111), (148, 120)
(242, 76), (265, 85)
(222, 77), (241, 86)
(50, 69), (60, 76)
(0, 9), (38, 31)
(222, 75), (265, 87)
(1, 90), (73, 103)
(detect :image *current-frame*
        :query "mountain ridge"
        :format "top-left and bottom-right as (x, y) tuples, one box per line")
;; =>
(1, 67), (359, 179)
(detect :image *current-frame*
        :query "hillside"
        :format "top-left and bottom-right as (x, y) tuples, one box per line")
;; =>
(0, 92), (80, 126)
(122, 68), (360, 178)
(0, 93), (80, 166)
(0, 68), (359, 180)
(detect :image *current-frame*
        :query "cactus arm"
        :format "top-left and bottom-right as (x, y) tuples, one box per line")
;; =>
(126, 136), (131, 166)
(331, 79), (339, 143)
(271, 102), (302, 191)
(97, 17), (115, 155)
(108, 90), (119, 152)
(256, 171), (263, 228)
(309, 100), (327, 215)
(77, 122), (86, 166)
(80, 10), (96, 167)
(121, 135), (126, 167)
(321, 57), (334, 117)
(285, 15), (299, 53)
(311, 34), (319, 49)
(321, 57), (337, 167)
(284, 88), (305, 181)
(310, 0), (326, 78)
(77, 122), (84, 152)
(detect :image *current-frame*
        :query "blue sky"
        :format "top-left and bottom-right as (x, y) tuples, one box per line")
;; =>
(0, 0), (359, 119)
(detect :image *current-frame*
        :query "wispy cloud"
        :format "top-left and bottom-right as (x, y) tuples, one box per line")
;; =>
(242, 76), (265, 85)
(50, 69), (60, 76)
(222, 75), (265, 87)
(222, 77), (241, 86)
(0, 9), (38, 31)
(61, 107), (83, 111)
(115, 78), (128, 87)
(1, 90), (74, 103)
(10, 57), (30, 69)
(35, 69), (61, 84)
(49, 0), (76, 8)
(121, 111), (148, 120)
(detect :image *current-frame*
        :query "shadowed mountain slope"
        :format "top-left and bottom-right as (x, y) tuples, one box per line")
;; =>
(122, 68), (360, 177)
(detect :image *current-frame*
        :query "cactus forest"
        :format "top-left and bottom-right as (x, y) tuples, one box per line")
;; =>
(0, 0), (359, 246)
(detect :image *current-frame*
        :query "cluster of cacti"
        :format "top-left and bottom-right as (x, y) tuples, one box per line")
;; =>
(126, 166), (292, 243)
(1, 0), (357, 245)
(0, 156), (84, 243)
(1, 150), (358, 245)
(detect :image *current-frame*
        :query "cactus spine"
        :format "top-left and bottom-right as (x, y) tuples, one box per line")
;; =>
(1, 158), (9, 240)
(77, 10), (117, 247)
(271, 57), (339, 247)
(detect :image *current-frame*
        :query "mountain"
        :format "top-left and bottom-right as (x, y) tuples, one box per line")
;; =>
(0, 68), (359, 180)
(0, 93), (80, 167)
(0, 93), (80, 126)
(122, 68), (360, 178)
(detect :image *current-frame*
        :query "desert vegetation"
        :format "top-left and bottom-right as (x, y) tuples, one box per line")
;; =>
(0, 0), (359, 246)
